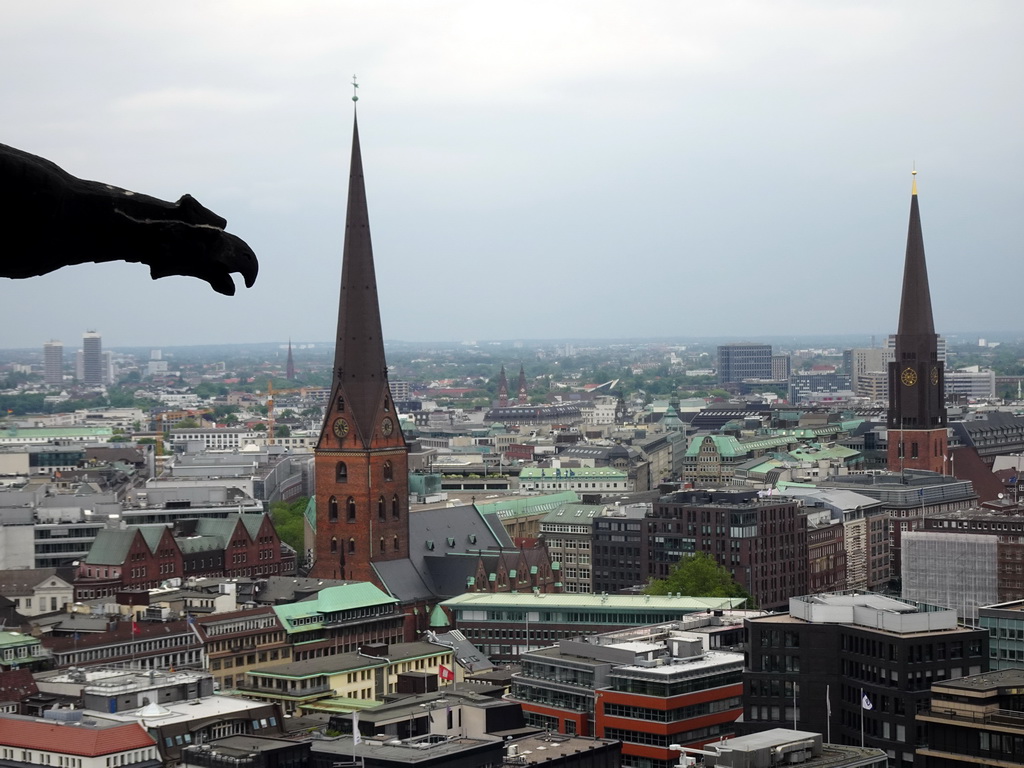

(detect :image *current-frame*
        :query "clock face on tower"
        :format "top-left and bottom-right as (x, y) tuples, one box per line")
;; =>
(931, 367), (939, 385)
(381, 417), (394, 436)
(901, 367), (918, 387)
(332, 418), (350, 438)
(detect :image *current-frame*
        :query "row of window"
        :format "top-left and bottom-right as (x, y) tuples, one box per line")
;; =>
(327, 495), (401, 523)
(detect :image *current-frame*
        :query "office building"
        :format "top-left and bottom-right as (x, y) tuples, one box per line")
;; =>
(43, 340), (63, 386)
(743, 593), (988, 765)
(717, 344), (772, 386)
(509, 622), (745, 765)
(916, 668), (1024, 767)
(82, 331), (104, 386)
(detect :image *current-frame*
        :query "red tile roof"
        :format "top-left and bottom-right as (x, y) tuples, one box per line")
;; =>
(0, 718), (155, 755)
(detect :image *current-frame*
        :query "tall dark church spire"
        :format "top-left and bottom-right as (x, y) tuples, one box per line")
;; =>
(326, 113), (392, 448)
(310, 104), (409, 583)
(286, 339), (295, 380)
(887, 172), (947, 475)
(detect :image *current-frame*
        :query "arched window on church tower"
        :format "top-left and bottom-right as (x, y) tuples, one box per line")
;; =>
(336, 462), (348, 482)
(330, 537), (337, 553)
(392, 495), (401, 520)
(347, 497), (356, 521)
(393, 535), (400, 551)
(348, 538), (355, 554)
(383, 461), (393, 482)
(379, 537), (385, 554)
(378, 497), (386, 522)
(329, 496), (338, 522)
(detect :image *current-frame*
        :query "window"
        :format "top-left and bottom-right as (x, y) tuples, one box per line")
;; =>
(331, 537), (337, 553)
(392, 495), (401, 520)
(383, 460), (393, 482)
(336, 462), (348, 482)
(347, 497), (356, 522)
(378, 497), (386, 522)
(393, 535), (400, 551)
(379, 537), (385, 554)
(329, 496), (338, 522)
(349, 538), (355, 554)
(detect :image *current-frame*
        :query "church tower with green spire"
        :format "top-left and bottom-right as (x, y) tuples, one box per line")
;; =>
(886, 173), (947, 474)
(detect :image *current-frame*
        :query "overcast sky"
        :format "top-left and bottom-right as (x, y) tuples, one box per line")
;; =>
(2, 1), (1021, 350)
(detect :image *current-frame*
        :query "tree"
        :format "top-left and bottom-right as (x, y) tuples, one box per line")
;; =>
(269, 497), (308, 552)
(645, 552), (752, 603)
(175, 418), (200, 429)
(274, 424), (291, 438)
(252, 423), (267, 432)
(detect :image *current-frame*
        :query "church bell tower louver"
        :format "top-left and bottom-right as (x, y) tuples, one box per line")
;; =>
(309, 106), (409, 583)
(886, 172), (947, 474)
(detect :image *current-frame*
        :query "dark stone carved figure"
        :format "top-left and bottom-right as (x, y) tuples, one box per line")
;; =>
(0, 142), (257, 295)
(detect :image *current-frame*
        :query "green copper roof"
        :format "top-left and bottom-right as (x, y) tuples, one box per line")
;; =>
(84, 529), (139, 565)
(428, 604), (449, 628)
(685, 434), (796, 458)
(476, 491), (579, 520)
(519, 467), (626, 479)
(316, 582), (397, 613)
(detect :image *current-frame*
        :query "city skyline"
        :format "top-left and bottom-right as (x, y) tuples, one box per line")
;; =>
(2, 2), (1022, 348)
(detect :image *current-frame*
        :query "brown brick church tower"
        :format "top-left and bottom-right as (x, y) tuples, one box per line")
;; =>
(309, 110), (409, 583)
(887, 172), (947, 474)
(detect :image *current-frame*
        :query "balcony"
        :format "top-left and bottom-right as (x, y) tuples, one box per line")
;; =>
(920, 707), (1024, 728)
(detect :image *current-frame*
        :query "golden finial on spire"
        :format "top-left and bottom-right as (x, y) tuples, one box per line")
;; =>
(352, 74), (359, 102)
(911, 162), (918, 196)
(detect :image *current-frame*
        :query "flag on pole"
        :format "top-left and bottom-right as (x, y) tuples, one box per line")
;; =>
(861, 693), (873, 711)
(439, 664), (455, 681)
(131, 619), (141, 635)
(826, 685), (831, 717)
(352, 711), (361, 744)
(186, 614), (205, 643)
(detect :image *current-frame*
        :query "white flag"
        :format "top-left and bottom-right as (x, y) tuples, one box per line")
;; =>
(352, 711), (361, 744)
(861, 694), (873, 711)
(826, 685), (831, 717)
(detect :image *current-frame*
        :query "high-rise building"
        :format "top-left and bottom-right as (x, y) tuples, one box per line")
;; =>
(82, 331), (103, 386)
(717, 343), (772, 386)
(887, 174), (947, 473)
(771, 353), (791, 380)
(43, 340), (63, 386)
(309, 112), (409, 584)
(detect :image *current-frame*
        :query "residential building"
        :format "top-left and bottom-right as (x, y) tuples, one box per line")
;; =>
(74, 514), (286, 599)
(0, 632), (51, 672)
(886, 178), (947, 475)
(509, 622), (744, 767)
(591, 504), (648, 594)
(916, 668), (1024, 767)
(43, 340), (63, 386)
(743, 593), (988, 766)
(44, 618), (203, 670)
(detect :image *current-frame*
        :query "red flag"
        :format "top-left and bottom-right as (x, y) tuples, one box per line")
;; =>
(438, 664), (455, 681)
(132, 619), (141, 635)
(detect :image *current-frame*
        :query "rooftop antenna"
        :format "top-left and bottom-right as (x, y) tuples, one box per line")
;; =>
(352, 74), (359, 102)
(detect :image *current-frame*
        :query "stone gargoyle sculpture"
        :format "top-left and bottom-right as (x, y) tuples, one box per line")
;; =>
(0, 142), (257, 295)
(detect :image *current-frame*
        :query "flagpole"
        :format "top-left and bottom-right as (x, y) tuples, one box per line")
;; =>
(860, 688), (865, 748)
(826, 685), (831, 744)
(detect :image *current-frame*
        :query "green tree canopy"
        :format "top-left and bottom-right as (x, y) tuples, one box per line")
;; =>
(269, 497), (308, 552)
(644, 552), (752, 603)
